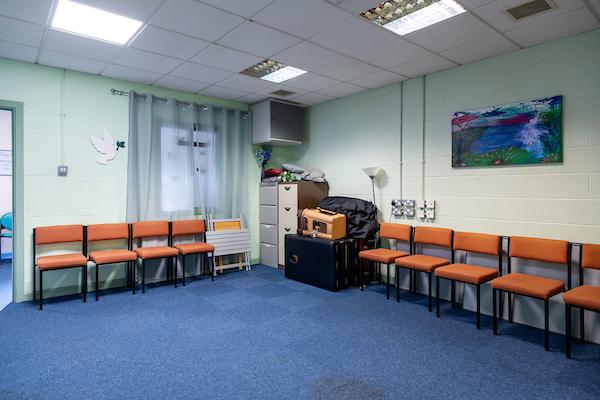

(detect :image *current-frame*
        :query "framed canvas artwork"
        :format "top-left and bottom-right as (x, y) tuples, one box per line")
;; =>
(452, 95), (562, 167)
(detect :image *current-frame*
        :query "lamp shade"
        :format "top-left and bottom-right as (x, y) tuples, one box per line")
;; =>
(362, 167), (382, 179)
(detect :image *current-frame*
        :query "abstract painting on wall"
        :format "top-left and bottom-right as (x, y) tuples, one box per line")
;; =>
(451, 95), (562, 167)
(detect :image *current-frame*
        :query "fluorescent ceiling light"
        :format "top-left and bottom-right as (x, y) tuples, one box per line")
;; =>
(240, 60), (306, 83)
(361, 0), (465, 36)
(51, 0), (144, 45)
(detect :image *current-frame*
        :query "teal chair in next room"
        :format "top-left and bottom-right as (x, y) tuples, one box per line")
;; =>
(0, 212), (12, 260)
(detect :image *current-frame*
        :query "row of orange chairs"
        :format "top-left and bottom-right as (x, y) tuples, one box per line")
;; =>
(33, 220), (215, 310)
(358, 224), (600, 358)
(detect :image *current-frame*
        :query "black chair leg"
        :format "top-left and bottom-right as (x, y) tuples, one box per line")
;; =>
(580, 308), (585, 342)
(565, 303), (571, 359)
(39, 269), (43, 310)
(544, 299), (549, 351)
(435, 276), (440, 317)
(451, 280), (456, 308)
(396, 266), (400, 303)
(174, 256), (178, 288)
(428, 272), (432, 312)
(508, 292), (513, 323)
(83, 265), (87, 303)
(142, 260), (146, 294)
(33, 265), (36, 301)
(386, 263), (390, 300)
(182, 255), (186, 287)
(493, 289), (497, 335)
(95, 263), (99, 302)
(476, 284), (481, 329)
(132, 261), (136, 294)
(211, 252), (215, 282)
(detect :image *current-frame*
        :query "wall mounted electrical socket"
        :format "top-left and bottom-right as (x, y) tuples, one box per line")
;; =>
(57, 165), (68, 176)
(417, 209), (426, 219)
(391, 199), (416, 217)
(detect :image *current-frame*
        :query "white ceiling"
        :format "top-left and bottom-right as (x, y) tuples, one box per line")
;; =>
(0, 0), (599, 106)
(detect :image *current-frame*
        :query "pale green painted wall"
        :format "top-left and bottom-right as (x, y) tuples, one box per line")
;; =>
(0, 58), (260, 303)
(273, 30), (600, 343)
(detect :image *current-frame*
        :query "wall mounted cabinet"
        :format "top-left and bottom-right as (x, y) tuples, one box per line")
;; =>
(251, 99), (303, 146)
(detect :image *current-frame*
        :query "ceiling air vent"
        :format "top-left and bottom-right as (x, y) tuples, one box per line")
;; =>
(270, 89), (296, 98)
(506, 0), (553, 20)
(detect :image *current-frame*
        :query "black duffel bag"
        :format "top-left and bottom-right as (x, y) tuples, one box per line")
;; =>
(317, 196), (379, 240)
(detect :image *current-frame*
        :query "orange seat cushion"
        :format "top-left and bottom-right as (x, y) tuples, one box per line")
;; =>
(37, 253), (87, 270)
(134, 246), (178, 259)
(435, 263), (498, 284)
(563, 285), (600, 312)
(175, 242), (215, 255)
(491, 273), (564, 300)
(89, 249), (137, 265)
(359, 248), (409, 264)
(395, 254), (450, 272)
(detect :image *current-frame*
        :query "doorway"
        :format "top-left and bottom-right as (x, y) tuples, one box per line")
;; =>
(0, 108), (13, 310)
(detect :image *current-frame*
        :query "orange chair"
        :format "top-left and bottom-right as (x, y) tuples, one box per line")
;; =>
(132, 221), (179, 294)
(358, 223), (411, 299)
(33, 225), (88, 310)
(171, 220), (215, 286)
(394, 226), (453, 310)
(563, 243), (600, 358)
(491, 236), (571, 351)
(435, 232), (502, 329)
(87, 223), (137, 301)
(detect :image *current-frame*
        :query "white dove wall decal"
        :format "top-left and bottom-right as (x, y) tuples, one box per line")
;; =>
(89, 130), (125, 165)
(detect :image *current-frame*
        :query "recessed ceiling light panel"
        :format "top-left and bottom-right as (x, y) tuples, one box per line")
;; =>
(361, 0), (466, 36)
(51, 0), (144, 45)
(241, 60), (307, 83)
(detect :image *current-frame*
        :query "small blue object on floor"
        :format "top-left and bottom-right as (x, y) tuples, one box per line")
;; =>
(0, 265), (599, 400)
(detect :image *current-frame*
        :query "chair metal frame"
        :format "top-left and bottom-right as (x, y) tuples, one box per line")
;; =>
(170, 221), (215, 287)
(132, 222), (177, 294)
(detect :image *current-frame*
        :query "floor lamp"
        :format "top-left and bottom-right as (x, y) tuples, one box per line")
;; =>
(362, 167), (382, 205)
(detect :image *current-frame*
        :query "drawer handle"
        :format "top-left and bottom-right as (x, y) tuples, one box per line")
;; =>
(285, 228), (291, 232)
(284, 186), (291, 191)
(289, 254), (299, 264)
(285, 207), (291, 211)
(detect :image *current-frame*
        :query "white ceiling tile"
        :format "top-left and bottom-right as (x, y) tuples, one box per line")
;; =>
(505, 7), (599, 48)
(440, 33), (518, 64)
(0, 16), (44, 47)
(170, 62), (234, 84)
(199, 85), (249, 100)
(313, 57), (381, 81)
(310, 17), (397, 55)
(131, 26), (209, 60)
(38, 50), (107, 74)
(102, 64), (163, 84)
(217, 21), (301, 58)
(389, 54), (457, 78)
(289, 92), (336, 106)
(318, 82), (367, 98)
(0, 0), (52, 24)
(112, 48), (183, 74)
(458, 0), (497, 9)
(198, 0), (274, 18)
(472, 0), (586, 32)
(253, 0), (351, 39)
(335, 0), (381, 14)
(74, 0), (164, 21)
(154, 75), (211, 93)
(150, 0), (244, 41)
(285, 72), (341, 91)
(191, 45), (263, 73)
(352, 70), (405, 89)
(236, 93), (270, 104)
(44, 29), (122, 61)
(405, 12), (497, 53)
(217, 74), (275, 92)
(0, 40), (38, 63)
(353, 38), (431, 68)
(273, 41), (343, 71)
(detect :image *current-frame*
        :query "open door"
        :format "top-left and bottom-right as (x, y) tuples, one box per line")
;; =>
(0, 108), (13, 310)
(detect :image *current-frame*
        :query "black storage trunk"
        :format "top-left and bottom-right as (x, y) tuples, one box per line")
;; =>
(284, 234), (356, 291)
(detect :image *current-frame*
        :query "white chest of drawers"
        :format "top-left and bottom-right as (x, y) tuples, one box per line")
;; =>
(259, 181), (328, 268)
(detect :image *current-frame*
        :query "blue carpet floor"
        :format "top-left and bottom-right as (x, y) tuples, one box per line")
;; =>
(0, 264), (599, 400)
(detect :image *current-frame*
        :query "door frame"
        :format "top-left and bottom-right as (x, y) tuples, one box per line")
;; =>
(0, 100), (23, 303)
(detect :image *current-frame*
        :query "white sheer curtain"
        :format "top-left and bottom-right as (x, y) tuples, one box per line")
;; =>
(126, 91), (250, 222)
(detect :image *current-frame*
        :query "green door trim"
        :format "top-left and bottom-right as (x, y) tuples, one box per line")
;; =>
(0, 100), (24, 303)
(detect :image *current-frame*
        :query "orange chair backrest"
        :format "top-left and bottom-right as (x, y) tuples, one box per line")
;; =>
(581, 243), (600, 270)
(454, 231), (500, 256)
(509, 236), (569, 264)
(172, 220), (206, 236)
(87, 223), (129, 242)
(132, 221), (169, 239)
(35, 225), (83, 245)
(413, 226), (453, 248)
(380, 223), (411, 242)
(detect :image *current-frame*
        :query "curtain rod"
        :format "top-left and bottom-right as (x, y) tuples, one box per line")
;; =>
(110, 88), (249, 116)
